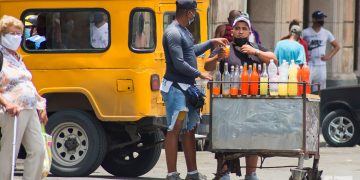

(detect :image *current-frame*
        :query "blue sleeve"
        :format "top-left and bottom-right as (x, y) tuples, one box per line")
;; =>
(194, 40), (212, 56)
(164, 30), (201, 78)
(297, 45), (306, 64)
(274, 42), (280, 63)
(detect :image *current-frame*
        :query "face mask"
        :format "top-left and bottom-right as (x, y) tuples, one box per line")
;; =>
(234, 37), (248, 47)
(24, 28), (31, 39)
(188, 11), (195, 25)
(1, 34), (22, 51)
(317, 20), (324, 26)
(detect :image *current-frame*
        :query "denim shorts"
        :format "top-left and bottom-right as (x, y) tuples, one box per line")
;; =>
(161, 86), (200, 132)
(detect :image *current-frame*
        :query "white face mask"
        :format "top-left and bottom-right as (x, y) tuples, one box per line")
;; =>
(1, 33), (22, 51)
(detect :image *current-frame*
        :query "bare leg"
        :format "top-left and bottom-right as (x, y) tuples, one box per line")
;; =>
(245, 155), (258, 175)
(165, 112), (186, 173)
(181, 127), (197, 172)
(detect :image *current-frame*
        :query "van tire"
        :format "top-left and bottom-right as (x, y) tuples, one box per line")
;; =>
(46, 110), (107, 176)
(101, 131), (162, 177)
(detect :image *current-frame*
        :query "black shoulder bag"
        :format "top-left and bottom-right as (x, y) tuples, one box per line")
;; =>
(172, 82), (206, 110)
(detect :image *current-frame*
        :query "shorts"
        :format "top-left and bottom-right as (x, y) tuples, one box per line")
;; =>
(161, 86), (200, 132)
(309, 64), (326, 92)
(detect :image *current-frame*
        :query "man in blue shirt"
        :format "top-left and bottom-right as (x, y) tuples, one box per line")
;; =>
(160, 0), (228, 179)
(275, 25), (306, 65)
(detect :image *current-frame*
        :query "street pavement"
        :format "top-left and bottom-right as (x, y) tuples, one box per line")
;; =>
(15, 145), (360, 180)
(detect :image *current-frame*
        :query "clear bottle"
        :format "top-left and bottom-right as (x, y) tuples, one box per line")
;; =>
(222, 62), (230, 96)
(268, 59), (278, 96)
(212, 62), (221, 96)
(260, 63), (269, 96)
(257, 64), (262, 76)
(288, 60), (298, 96)
(230, 65), (239, 97)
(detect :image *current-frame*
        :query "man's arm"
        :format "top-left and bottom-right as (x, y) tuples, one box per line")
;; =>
(321, 40), (340, 61)
(239, 44), (278, 65)
(165, 30), (201, 78)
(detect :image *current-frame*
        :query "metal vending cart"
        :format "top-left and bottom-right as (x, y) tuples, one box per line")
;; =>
(209, 82), (322, 180)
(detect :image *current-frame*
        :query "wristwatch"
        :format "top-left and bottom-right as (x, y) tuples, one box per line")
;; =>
(255, 49), (260, 56)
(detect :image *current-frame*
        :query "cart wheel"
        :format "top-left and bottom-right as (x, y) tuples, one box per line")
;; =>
(305, 169), (323, 180)
(289, 176), (308, 180)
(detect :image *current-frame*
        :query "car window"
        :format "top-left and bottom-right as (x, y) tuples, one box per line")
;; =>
(129, 9), (156, 53)
(163, 12), (200, 44)
(22, 9), (110, 52)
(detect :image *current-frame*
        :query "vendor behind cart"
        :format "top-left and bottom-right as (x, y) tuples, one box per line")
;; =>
(205, 16), (277, 180)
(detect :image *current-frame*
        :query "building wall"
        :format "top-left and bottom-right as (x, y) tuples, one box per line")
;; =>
(209, 0), (358, 87)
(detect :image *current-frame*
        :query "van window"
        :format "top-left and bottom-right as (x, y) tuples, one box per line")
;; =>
(21, 9), (110, 52)
(163, 12), (200, 44)
(129, 9), (156, 53)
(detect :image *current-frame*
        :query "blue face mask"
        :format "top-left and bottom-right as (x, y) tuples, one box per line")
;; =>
(24, 28), (31, 39)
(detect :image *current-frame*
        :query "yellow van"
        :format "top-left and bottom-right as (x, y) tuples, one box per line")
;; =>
(0, 0), (211, 177)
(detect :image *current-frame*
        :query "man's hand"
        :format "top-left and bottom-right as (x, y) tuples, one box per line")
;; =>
(240, 44), (256, 55)
(38, 109), (48, 125)
(321, 54), (331, 61)
(199, 72), (212, 80)
(5, 102), (21, 117)
(211, 38), (229, 47)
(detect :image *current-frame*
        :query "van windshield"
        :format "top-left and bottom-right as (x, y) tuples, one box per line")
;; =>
(163, 12), (200, 44)
(22, 9), (110, 52)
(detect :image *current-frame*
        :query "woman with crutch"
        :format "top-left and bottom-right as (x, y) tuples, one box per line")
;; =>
(0, 15), (48, 180)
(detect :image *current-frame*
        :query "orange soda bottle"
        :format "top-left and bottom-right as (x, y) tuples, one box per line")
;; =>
(302, 63), (311, 94)
(241, 63), (249, 95)
(250, 63), (259, 95)
(297, 65), (303, 96)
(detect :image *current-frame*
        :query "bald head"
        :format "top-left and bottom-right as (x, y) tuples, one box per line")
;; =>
(228, 10), (241, 25)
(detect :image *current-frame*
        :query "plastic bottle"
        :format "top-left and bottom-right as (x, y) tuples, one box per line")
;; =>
(239, 65), (243, 94)
(260, 63), (268, 96)
(278, 60), (288, 96)
(297, 65), (303, 96)
(288, 60), (298, 96)
(230, 65), (239, 97)
(241, 63), (249, 96)
(248, 64), (252, 80)
(212, 62), (221, 95)
(268, 59), (278, 96)
(302, 63), (311, 94)
(250, 63), (259, 95)
(222, 62), (231, 96)
(257, 64), (262, 76)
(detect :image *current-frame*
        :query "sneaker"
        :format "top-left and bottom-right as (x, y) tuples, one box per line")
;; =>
(185, 172), (207, 180)
(166, 172), (182, 180)
(219, 172), (230, 180)
(244, 174), (259, 180)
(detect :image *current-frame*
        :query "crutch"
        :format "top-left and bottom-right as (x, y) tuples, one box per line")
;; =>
(10, 115), (17, 180)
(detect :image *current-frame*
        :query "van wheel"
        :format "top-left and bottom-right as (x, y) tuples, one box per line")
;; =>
(46, 110), (107, 176)
(322, 109), (360, 147)
(101, 131), (162, 177)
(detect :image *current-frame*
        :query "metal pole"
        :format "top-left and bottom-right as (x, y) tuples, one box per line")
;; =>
(11, 116), (18, 180)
